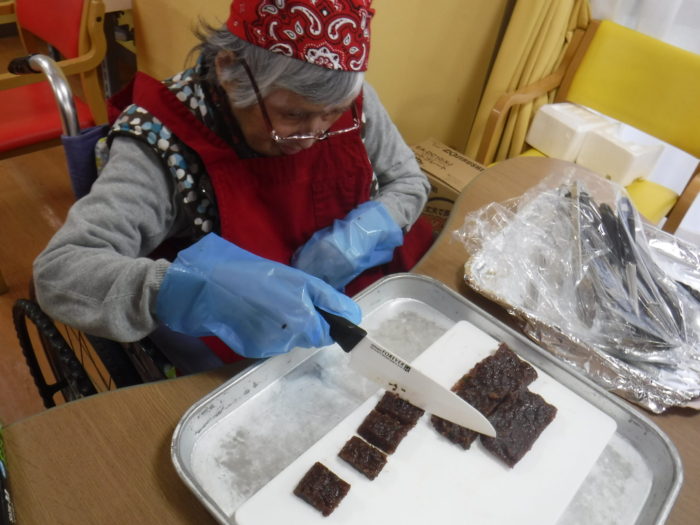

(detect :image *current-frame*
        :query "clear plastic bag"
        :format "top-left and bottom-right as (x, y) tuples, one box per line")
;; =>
(455, 167), (700, 413)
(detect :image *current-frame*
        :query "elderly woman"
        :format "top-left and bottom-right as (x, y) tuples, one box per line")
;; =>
(33, 0), (431, 369)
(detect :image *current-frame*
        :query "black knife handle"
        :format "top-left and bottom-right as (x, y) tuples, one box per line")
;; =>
(316, 308), (367, 353)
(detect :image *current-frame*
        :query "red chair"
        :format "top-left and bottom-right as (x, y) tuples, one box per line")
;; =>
(0, 0), (108, 160)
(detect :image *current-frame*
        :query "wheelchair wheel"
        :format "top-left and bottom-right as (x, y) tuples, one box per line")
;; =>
(13, 298), (169, 408)
(13, 298), (98, 407)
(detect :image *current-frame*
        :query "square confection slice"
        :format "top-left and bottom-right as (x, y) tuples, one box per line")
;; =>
(480, 389), (557, 467)
(430, 343), (537, 449)
(293, 462), (351, 516)
(454, 343), (538, 416)
(338, 436), (388, 480)
(375, 391), (425, 427)
(357, 409), (411, 454)
(430, 414), (479, 449)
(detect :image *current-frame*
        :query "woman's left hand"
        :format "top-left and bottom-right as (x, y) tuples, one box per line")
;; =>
(291, 200), (404, 289)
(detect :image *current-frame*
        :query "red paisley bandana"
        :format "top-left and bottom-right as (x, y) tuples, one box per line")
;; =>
(227, 0), (374, 71)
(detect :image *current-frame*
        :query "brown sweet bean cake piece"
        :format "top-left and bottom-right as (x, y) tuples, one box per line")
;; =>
(338, 436), (388, 480)
(431, 343), (539, 448)
(480, 389), (557, 467)
(357, 409), (411, 454)
(293, 462), (351, 516)
(454, 343), (538, 415)
(430, 414), (479, 449)
(375, 391), (425, 427)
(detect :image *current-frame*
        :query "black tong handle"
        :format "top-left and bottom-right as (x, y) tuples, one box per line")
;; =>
(316, 308), (367, 353)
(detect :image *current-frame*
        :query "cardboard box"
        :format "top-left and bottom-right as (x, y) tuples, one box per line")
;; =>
(411, 138), (485, 235)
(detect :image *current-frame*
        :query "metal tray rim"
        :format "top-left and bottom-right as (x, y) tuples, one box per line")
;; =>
(171, 360), (267, 523)
(171, 272), (683, 524)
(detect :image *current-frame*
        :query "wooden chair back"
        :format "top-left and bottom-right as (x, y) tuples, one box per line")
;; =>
(556, 19), (700, 159)
(16, 0), (87, 60)
(0, 0), (108, 159)
(477, 19), (700, 234)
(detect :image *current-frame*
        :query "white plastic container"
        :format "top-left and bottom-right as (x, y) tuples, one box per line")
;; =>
(525, 103), (615, 161)
(576, 126), (664, 186)
(612, 123), (698, 195)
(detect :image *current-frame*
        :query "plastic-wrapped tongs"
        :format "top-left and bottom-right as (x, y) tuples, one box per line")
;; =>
(567, 183), (692, 366)
(459, 171), (700, 411)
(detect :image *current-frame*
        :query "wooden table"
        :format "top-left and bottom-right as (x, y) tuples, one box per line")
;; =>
(5, 157), (698, 524)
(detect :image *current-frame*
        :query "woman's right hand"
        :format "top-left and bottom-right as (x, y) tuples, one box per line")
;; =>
(155, 233), (361, 358)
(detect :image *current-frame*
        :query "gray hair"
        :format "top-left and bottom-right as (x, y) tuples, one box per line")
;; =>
(193, 24), (364, 108)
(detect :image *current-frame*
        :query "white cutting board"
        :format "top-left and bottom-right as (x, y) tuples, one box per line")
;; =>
(234, 321), (617, 525)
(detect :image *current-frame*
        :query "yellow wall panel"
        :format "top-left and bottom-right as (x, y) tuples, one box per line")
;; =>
(132, 0), (228, 79)
(366, 0), (508, 148)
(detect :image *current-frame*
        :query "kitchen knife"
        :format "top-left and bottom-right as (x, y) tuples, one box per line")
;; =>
(317, 308), (497, 437)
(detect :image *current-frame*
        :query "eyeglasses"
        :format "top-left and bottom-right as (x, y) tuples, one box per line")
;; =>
(238, 58), (360, 143)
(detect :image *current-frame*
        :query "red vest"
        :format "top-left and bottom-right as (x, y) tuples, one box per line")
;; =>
(126, 73), (433, 361)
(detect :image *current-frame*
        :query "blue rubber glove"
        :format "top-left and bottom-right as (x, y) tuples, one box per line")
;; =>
(155, 233), (362, 358)
(291, 200), (404, 289)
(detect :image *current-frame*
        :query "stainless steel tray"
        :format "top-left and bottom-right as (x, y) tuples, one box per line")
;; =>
(171, 273), (682, 524)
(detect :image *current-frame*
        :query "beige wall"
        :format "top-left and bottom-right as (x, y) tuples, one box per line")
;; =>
(132, 0), (508, 150)
(366, 0), (508, 149)
(132, 1), (228, 77)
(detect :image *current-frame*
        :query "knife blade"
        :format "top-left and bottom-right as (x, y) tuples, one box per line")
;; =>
(317, 308), (497, 437)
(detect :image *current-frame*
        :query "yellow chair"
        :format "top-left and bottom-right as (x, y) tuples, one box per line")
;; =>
(476, 19), (700, 234)
(0, 0), (108, 160)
